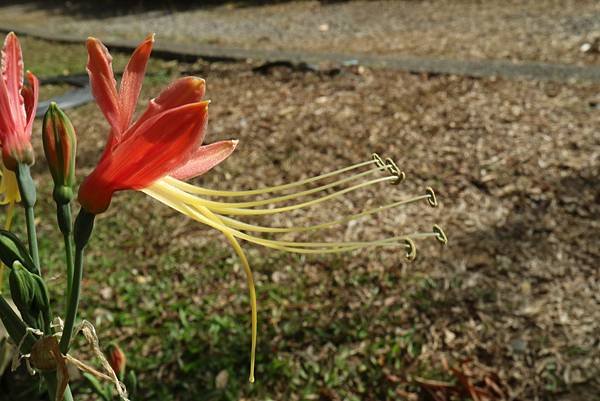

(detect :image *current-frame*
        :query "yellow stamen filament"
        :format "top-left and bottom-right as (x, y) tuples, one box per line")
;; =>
(215, 193), (432, 234)
(140, 156), (446, 383)
(162, 159), (376, 197)
(144, 186), (437, 254)
(154, 176), (397, 216)
(200, 207), (257, 384)
(180, 167), (384, 208)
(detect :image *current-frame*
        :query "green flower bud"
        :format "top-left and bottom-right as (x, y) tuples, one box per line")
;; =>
(9, 261), (50, 331)
(42, 103), (77, 204)
(0, 229), (37, 274)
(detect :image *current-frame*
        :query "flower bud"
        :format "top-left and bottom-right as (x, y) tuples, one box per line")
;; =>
(42, 103), (77, 204)
(9, 261), (36, 326)
(9, 262), (50, 330)
(0, 229), (37, 274)
(107, 343), (127, 379)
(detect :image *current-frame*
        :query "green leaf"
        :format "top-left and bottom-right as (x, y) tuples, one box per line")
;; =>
(0, 230), (37, 275)
(82, 372), (111, 401)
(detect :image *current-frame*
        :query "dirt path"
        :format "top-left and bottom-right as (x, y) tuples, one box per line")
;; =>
(1, 1), (599, 66)
(4, 24), (600, 85)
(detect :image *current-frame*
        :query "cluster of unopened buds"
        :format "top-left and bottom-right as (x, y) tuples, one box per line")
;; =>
(0, 32), (446, 400)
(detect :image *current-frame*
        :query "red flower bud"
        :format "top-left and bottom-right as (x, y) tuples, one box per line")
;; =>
(106, 343), (127, 379)
(42, 102), (77, 204)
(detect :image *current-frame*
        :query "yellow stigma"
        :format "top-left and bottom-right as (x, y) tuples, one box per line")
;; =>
(141, 154), (447, 383)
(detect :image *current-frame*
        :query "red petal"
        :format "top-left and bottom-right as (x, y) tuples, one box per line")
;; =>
(86, 37), (120, 139)
(1, 32), (25, 131)
(126, 76), (205, 139)
(23, 71), (38, 136)
(171, 140), (238, 180)
(1, 33), (24, 125)
(118, 34), (154, 132)
(79, 101), (209, 214)
(0, 66), (15, 138)
(104, 101), (209, 190)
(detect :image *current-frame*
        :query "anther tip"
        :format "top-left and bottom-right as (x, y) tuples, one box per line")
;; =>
(404, 238), (417, 261)
(433, 225), (447, 245)
(384, 157), (405, 184)
(372, 153), (385, 169)
(426, 187), (438, 207)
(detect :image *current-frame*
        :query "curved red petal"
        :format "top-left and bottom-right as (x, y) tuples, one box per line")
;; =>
(126, 77), (205, 140)
(86, 37), (120, 137)
(0, 66), (15, 139)
(23, 71), (39, 136)
(118, 33), (154, 132)
(1, 32), (24, 127)
(171, 139), (238, 180)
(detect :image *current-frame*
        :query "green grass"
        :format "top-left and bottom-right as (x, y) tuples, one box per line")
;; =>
(19, 36), (174, 79)
(6, 181), (445, 400)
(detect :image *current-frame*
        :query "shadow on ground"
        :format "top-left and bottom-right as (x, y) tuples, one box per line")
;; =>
(0, 0), (348, 19)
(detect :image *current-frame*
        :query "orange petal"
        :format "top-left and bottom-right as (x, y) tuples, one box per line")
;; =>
(23, 71), (39, 136)
(1, 32), (25, 129)
(126, 76), (206, 140)
(171, 139), (238, 180)
(79, 101), (209, 214)
(86, 37), (120, 137)
(0, 65), (16, 136)
(118, 33), (154, 132)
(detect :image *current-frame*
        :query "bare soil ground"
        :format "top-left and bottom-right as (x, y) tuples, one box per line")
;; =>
(1, 1), (600, 65)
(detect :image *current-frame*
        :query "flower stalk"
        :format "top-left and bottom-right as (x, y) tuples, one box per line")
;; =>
(59, 209), (95, 355)
(15, 163), (40, 270)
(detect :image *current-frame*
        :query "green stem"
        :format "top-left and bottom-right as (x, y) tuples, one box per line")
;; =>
(59, 209), (95, 355)
(25, 206), (40, 269)
(57, 203), (74, 300)
(59, 242), (83, 355)
(15, 164), (40, 271)
(63, 233), (74, 300)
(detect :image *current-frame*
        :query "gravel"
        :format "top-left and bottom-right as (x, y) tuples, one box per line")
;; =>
(1, 1), (600, 65)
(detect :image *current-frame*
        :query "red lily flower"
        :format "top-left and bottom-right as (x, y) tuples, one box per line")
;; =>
(78, 35), (237, 214)
(0, 32), (39, 170)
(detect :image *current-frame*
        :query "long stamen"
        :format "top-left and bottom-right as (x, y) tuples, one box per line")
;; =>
(144, 186), (433, 255)
(142, 171), (446, 383)
(179, 167), (385, 208)
(215, 192), (434, 234)
(163, 159), (377, 197)
(199, 207), (257, 384)
(186, 202), (411, 253)
(153, 176), (397, 216)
